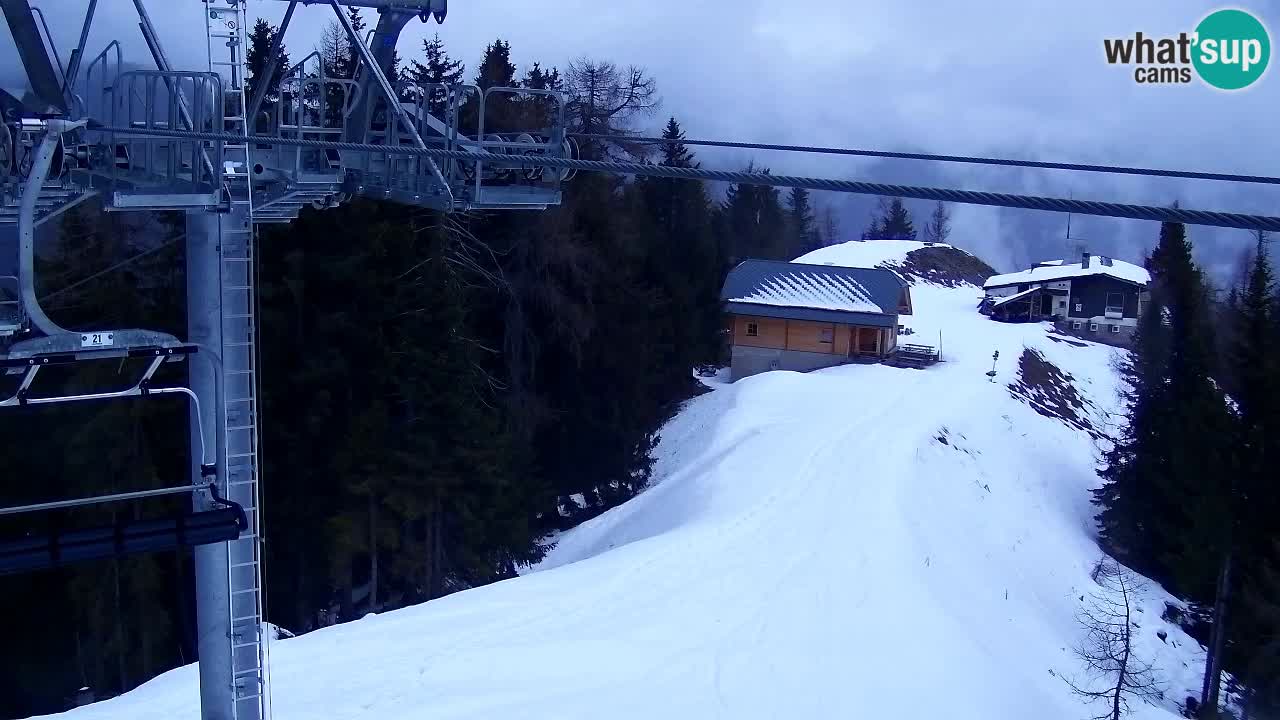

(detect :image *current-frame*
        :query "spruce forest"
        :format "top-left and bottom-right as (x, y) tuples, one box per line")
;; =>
(0, 21), (838, 718)
(1095, 223), (1280, 718)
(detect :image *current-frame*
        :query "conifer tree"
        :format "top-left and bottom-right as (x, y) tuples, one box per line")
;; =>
(861, 199), (885, 240)
(636, 118), (721, 373)
(246, 18), (290, 126)
(879, 197), (917, 240)
(1095, 220), (1234, 595)
(720, 163), (787, 261)
(1092, 221), (1236, 716)
(519, 62), (562, 128)
(463, 39), (519, 132)
(787, 187), (820, 257)
(408, 33), (464, 117)
(339, 8), (366, 78)
(1222, 232), (1279, 715)
(1239, 542), (1280, 717)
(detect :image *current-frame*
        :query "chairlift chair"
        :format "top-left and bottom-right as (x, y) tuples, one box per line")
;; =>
(0, 482), (247, 576)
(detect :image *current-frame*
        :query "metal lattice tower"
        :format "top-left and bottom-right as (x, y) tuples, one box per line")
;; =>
(203, 3), (268, 718)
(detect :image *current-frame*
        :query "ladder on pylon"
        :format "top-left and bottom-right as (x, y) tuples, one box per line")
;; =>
(204, 2), (268, 719)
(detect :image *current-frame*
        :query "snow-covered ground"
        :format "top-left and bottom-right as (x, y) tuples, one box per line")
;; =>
(46, 240), (1215, 720)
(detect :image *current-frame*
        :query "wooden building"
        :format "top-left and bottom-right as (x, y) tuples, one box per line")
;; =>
(720, 259), (912, 381)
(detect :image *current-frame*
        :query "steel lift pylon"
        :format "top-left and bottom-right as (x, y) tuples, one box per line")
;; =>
(0, 0), (572, 719)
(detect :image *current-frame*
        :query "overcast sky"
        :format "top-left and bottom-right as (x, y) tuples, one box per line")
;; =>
(15, 0), (1280, 278)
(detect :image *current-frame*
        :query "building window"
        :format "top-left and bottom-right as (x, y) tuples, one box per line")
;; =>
(819, 328), (834, 344)
(1105, 292), (1124, 315)
(746, 322), (758, 337)
(1110, 324), (1121, 334)
(1074, 302), (1083, 312)
(1071, 321), (1082, 330)
(1089, 323), (1099, 332)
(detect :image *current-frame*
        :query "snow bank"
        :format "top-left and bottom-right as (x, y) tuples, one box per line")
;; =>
(795, 238), (936, 268)
(48, 241), (1211, 720)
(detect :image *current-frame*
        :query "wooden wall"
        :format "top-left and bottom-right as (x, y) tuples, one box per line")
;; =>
(785, 320), (838, 353)
(732, 315), (788, 349)
(733, 314), (889, 357)
(1066, 275), (1142, 320)
(834, 325), (851, 356)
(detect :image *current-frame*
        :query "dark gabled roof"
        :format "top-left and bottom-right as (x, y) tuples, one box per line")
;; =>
(720, 259), (905, 328)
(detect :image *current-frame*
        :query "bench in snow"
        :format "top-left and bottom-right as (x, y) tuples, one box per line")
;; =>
(889, 344), (940, 368)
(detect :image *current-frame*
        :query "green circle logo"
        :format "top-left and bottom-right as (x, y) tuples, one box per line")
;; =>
(1192, 9), (1271, 90)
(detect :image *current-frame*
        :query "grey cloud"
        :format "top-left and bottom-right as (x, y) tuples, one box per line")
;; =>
(12, 0), (1280, 282)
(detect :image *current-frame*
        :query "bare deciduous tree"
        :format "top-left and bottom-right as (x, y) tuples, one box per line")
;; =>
(1064, 559), (1165, 720)
(563, 57), (659, 159)
(820, 205), (840, 247)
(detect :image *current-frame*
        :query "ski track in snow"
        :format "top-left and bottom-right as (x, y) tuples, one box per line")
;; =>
(45, 241), (1216, 720)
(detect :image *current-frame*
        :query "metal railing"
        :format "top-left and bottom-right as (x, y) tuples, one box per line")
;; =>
(355, 82), (569, 206)
(109, 70), (223, 192)
(0, 276), (22, 335)
(272, 51), (363, 179)
(244, 74), (571, 209)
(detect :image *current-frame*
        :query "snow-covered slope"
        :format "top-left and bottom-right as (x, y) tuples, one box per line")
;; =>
(49, 240), (1213, 720)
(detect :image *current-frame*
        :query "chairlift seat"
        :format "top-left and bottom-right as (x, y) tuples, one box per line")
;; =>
(0, 506), (246, 576)
(1, 330), (192, 364)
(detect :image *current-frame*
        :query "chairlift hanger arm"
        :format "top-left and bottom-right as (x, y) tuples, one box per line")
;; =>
(18, 120), (82, 337)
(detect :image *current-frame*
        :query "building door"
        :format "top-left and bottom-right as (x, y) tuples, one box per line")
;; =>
(855, 327), (879, 355)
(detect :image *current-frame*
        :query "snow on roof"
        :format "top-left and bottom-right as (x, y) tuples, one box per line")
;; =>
(984, 257), (1149, 289)
(725, 263), (884, 314)
(990, 287), (1040, 307)
(721, 260), (906, 326)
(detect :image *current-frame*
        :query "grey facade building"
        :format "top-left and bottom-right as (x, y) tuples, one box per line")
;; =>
(982, 253), (1151, 346)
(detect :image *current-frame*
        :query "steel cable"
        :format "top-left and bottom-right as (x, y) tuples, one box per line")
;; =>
(96, 125), (1280, 232)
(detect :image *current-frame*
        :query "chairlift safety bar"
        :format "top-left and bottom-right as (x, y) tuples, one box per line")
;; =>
(0, 482), (216, 517)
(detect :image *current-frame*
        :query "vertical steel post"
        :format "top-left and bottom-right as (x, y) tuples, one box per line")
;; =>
(187, 209), (234, 720)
